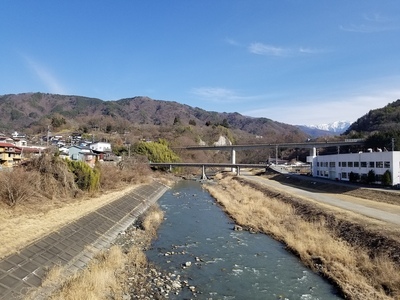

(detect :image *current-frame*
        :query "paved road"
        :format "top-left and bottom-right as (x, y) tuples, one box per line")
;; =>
(0, 182), (168, 300)
(241, 172), (400, 225)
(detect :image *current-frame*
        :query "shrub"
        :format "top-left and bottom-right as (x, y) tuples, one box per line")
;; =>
(349, 172), (360, 183)
(134, 139), (180, 163)
(381, 170), (392, 186)
(98, 155), (152, 190)
(0, 168), (38, 206)
(367, 169), (376, 184)
(24, 154), (77, 198)
(65, 160), (100, 192)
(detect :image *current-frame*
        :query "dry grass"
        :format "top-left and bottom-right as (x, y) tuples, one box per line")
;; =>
(0, 185), (138, 259)
(204, 174), (400, 300)
(0, 156), (156, 259)
(141, 205), (165, 234)
(47, 246), (126, 300)
(35, 205), (164, 300)
(99, 156), (153, 190)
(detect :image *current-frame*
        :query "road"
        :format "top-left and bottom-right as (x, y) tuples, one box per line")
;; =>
(241, 172), (400, 226)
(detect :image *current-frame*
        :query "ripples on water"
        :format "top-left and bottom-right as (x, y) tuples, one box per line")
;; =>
(146, 180), (342, 299)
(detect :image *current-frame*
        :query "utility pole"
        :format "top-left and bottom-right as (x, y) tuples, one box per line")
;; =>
(47, 125), (50, 147)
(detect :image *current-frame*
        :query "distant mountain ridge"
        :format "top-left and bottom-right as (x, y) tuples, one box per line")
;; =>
(0, 93), (308, 143)
(303, 121), (351, 133)
(344, 99), (400, 150)
(345, 99), (400, 133)
(296, 121), (351, 138)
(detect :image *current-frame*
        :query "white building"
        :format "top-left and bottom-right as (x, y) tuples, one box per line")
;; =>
(89, 142), (112, 152)
(308, 150), (400, 186)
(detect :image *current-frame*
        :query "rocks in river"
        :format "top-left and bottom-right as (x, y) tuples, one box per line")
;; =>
(233, 224), (243, 231)
(182, 261), (192, 268)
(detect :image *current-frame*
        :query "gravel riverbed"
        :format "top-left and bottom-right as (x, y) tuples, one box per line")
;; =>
(112, 219), (199, 299)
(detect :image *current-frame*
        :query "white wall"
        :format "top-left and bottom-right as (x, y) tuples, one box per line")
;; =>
(309, 151), (400, 186)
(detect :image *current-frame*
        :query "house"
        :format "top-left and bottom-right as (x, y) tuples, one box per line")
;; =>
(0, 142), (22, 168)
(89, 142), (116, 161)
(11, 131), (26, 139)
(89, 142), (112, 152)
(13, 138), (28, 147)
(20, 146), (46, 159)
(0, 136), (14, 144)
(308, 150), (400, 186)
(68, 146), (97, 167)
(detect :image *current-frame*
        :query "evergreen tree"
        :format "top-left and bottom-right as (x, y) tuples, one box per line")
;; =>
(382, 170), (392, 186)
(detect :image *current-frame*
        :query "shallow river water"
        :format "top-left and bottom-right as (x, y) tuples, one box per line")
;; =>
(146, 180), (342, 299)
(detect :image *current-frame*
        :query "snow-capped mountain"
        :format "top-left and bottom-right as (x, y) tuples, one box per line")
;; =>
(296, 121), (352, 138)
(302, 121), (351, 133)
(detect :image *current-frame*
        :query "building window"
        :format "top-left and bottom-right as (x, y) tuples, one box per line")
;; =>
(342, 162), (347, 167)
(338, 162), (341, 167)
(348, 162), (353, 167)
(354, 161), (359, 167)
(369, 161), (375, 168)
(376, 161), (383, 168)
(384, 161), (390, 168)
(317, 162), (319, 167)
(341, 172), (348, 179)
(329, 162), (335, 167)
(317, 170), (320, 176)
(361, 162), (367, 168)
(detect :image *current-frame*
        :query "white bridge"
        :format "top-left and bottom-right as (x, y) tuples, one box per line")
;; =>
(149, 162), (268, 180)
(151, 140), (365, 179)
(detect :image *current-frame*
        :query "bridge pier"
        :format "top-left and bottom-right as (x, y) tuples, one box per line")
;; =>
(310, 147), (317, 157)
(231, 148), (236, 173)
(201, 165), (208, 180)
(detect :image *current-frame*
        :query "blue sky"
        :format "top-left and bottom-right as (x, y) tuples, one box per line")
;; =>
(1, 1), (400, 125)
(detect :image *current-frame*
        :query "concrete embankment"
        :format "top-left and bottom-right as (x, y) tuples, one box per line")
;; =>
(0, 181), (169, 300)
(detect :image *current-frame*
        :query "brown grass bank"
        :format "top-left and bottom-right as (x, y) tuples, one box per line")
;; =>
(204, 173), (400, 300)
(0, 155), (160, 259)
(27, 205), (167, 300)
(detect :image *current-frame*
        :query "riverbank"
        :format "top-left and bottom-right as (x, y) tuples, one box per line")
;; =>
(20, 177), (183, 300)
(0, 184), (139, 260)
(203, 173), (400, 300)
(40, 204), (187, 299)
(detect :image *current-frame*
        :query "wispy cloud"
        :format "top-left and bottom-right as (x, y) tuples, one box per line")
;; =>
(363, 13), (391, 23)
(339, 24), (394, 33)
(340, 13), (398, 33)
(298, 47), (325, 54)
(22, 54), (67, 94)
(191, 87), (265, 103)
(248, 42), (325, 57)
(248, 43), (289, 57)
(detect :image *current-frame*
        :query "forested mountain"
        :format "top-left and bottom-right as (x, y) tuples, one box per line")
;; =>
(0, 93), (307, 144)
(346, 100), (400, 133)
(345, 99), (400, 150)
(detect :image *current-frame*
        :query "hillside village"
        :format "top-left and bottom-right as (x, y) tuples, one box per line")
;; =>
(0, 131), (117, 169)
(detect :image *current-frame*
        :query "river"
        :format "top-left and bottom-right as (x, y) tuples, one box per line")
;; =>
(146, 180), (342, 299)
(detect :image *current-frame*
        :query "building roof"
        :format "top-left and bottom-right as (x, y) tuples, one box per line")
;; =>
(0, 142), (20, 149)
